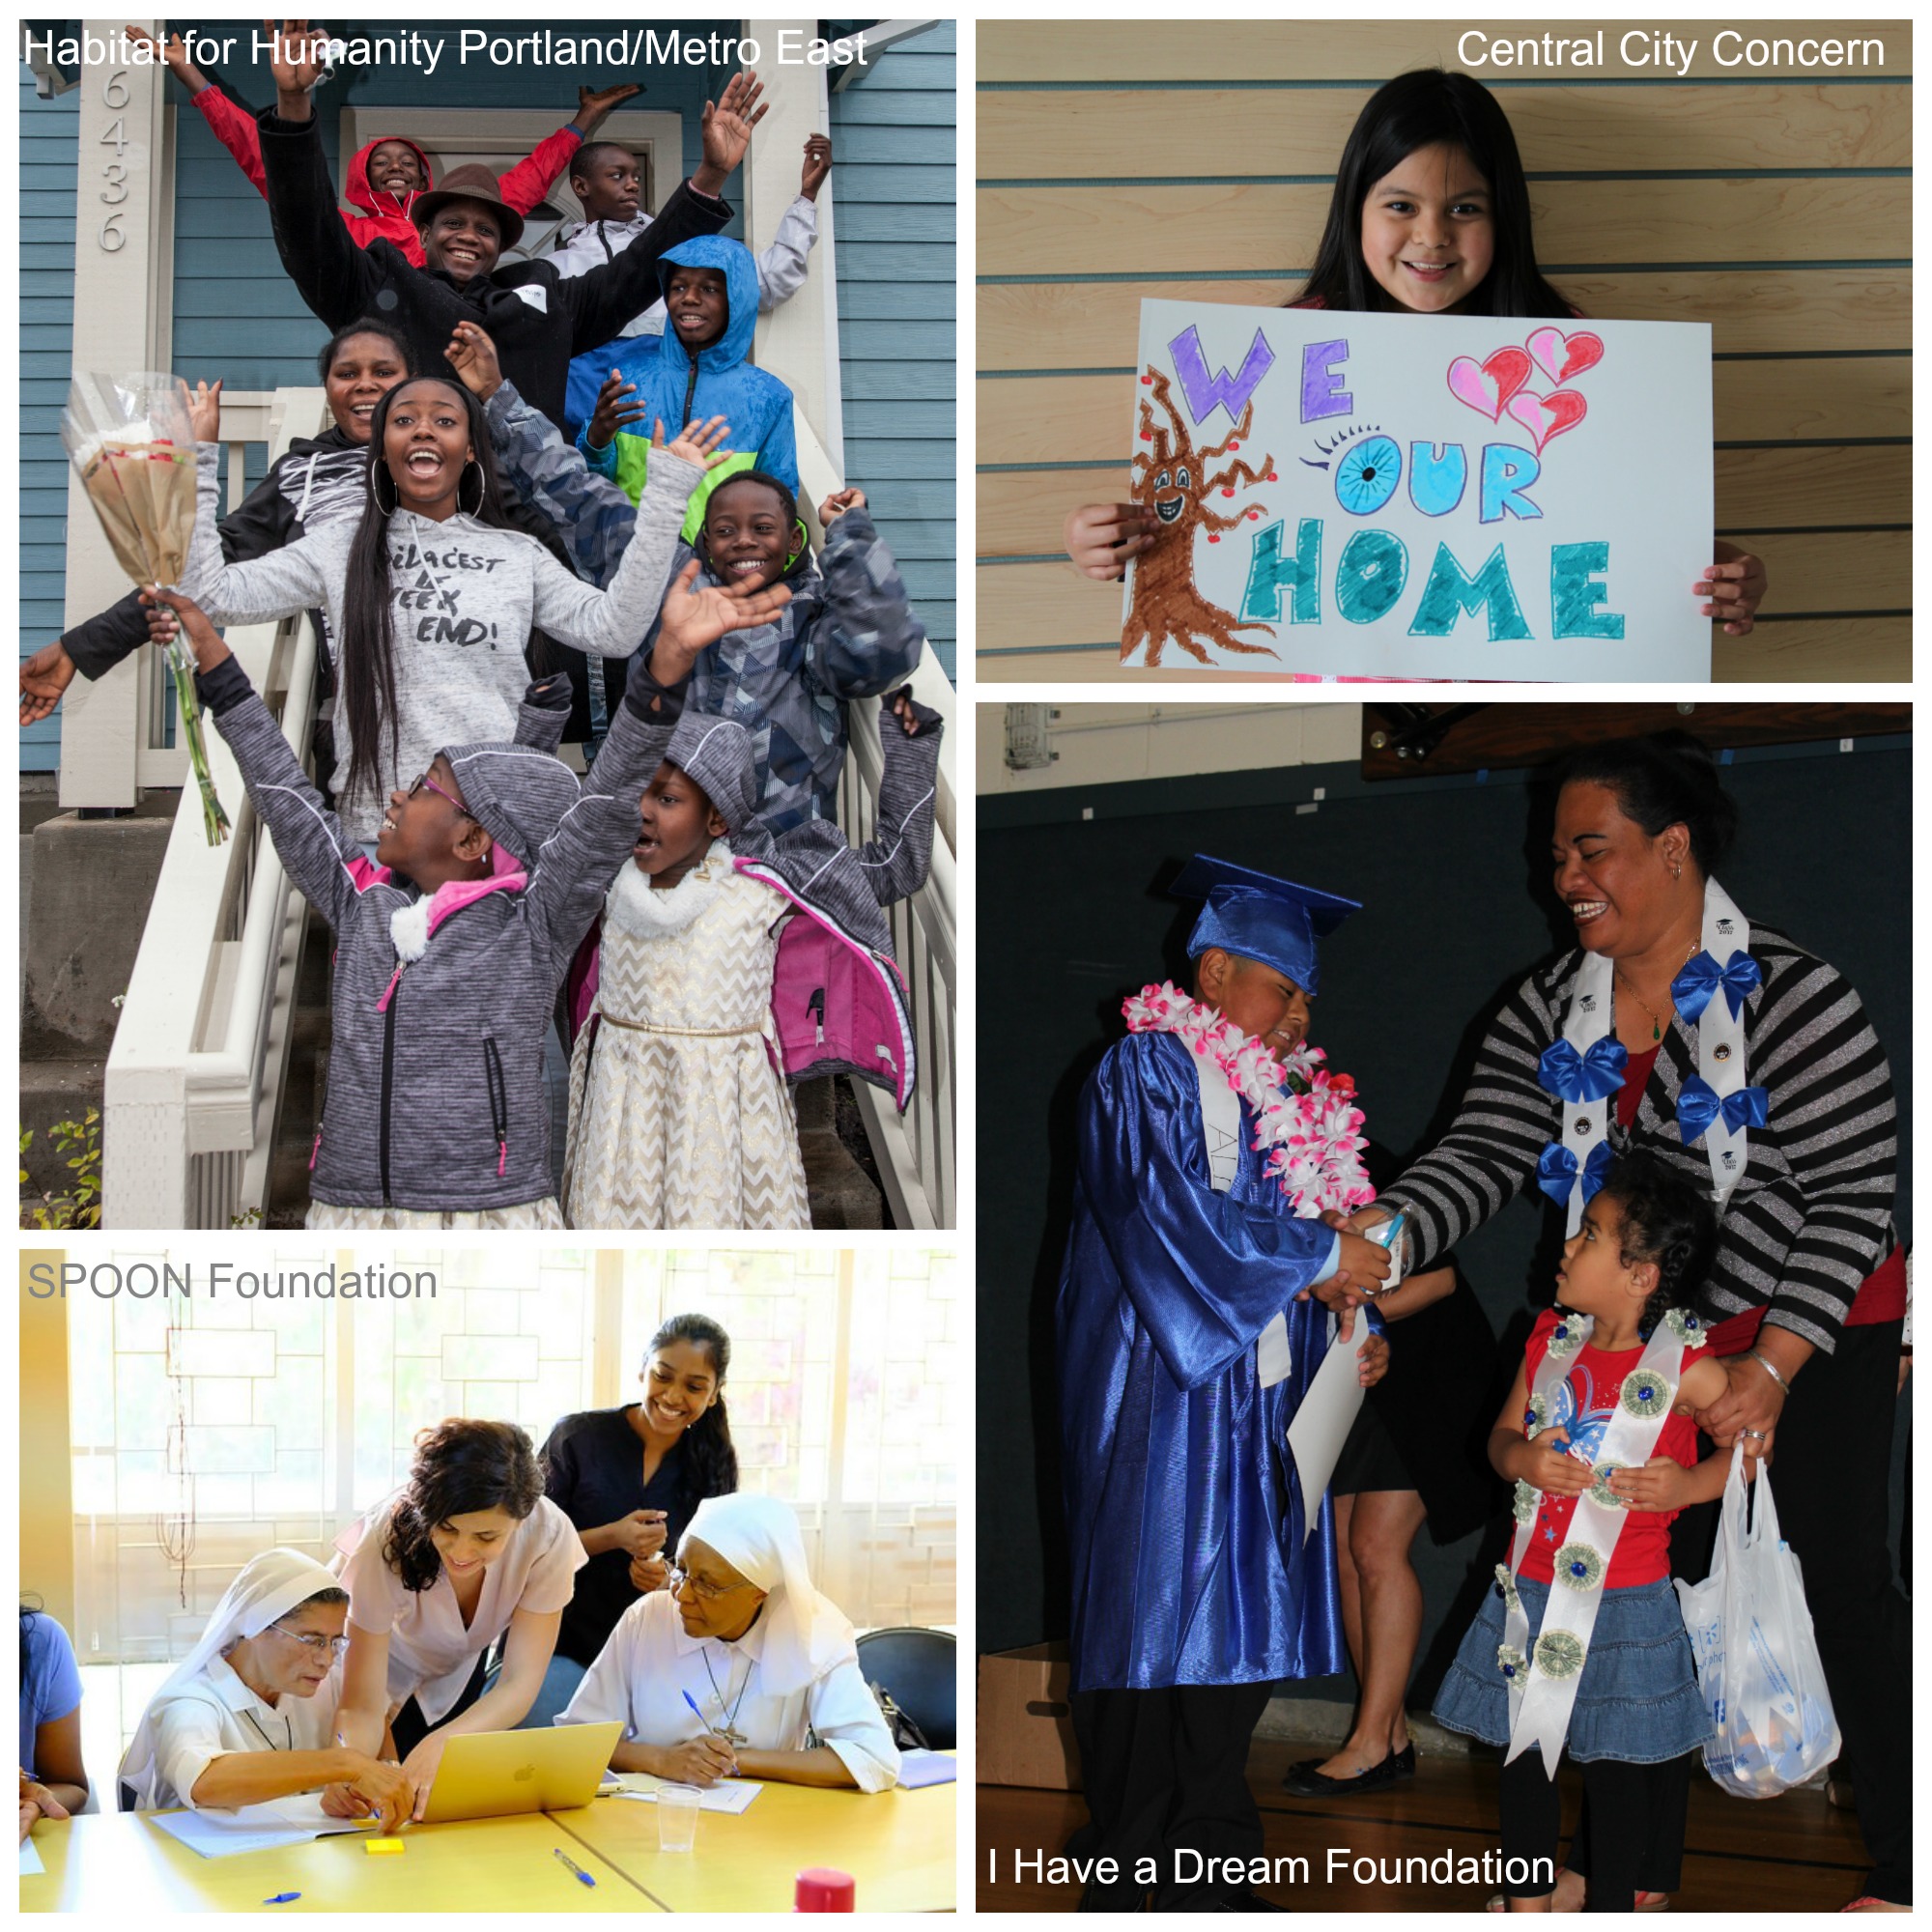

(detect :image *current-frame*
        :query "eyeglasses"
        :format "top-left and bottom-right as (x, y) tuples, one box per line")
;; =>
(408, 771), (474, 819)
(667, 1564), (755, 1604)
(268, 1623), (352, 1658)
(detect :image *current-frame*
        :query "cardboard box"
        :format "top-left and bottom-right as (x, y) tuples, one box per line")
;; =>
(977, 1643), (1082, 1790)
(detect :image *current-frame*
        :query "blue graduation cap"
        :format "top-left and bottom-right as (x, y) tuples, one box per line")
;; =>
(1170, 854), (1361, 998)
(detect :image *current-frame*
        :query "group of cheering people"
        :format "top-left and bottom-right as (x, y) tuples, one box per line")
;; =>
(20, 23), (939, 1232)
(20, 1314), (904, 1843)
(1058, 734), (1909, 1912)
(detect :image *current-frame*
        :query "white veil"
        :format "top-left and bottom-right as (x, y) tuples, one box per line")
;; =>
(117, 1548), (344, 1808)
(679, 1495), (856, 1696)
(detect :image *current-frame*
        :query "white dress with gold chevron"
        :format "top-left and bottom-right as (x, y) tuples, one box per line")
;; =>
(561, 840), (810, 1230)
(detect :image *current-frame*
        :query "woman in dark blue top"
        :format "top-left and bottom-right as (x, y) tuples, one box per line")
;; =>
(525, 1315), (739, 1726)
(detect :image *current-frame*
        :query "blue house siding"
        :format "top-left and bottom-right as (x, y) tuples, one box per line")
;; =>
(830, 22), (954, 680)
(21, 71), (79, 773)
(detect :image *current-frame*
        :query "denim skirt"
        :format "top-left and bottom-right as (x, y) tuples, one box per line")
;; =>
(1433, 1573), (1713, 1765)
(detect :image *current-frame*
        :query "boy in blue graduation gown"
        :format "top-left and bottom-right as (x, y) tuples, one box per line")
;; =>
(1057, 857), (1393, 1910)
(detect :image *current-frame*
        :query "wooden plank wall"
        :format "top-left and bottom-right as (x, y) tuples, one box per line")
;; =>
(975, 22), (1912, 682)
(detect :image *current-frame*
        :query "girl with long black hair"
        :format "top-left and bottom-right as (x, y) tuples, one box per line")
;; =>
(1064, 68), (1765, 635)
(180, 371), (703, 846)
(528, 1315), (740, 1726)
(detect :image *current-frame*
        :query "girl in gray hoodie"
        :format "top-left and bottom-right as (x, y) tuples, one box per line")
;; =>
(145, 461), (791, 1230)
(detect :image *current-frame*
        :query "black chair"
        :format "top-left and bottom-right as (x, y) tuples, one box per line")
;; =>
(855, 1625), (955, 1751)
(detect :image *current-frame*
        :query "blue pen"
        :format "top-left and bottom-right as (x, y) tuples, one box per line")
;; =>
(263, 1893), (300, 1905)
(554, 1847), (596, 1888)
(682, 1689), (706, 1725)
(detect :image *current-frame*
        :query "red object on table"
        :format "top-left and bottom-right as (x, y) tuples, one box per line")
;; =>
(795, 1866), (856, 1911)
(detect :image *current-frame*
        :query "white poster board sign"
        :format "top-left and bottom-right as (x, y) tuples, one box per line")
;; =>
(1122, 299), (1713, 679)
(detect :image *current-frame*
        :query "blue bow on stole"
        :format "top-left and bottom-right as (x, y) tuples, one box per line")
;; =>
(1537, 1138), (1615, 1208)
(1671, 949), (1761, 1024)
(1537, 1037), (1629, 1102)
(1677, 1077), (1770, 1146)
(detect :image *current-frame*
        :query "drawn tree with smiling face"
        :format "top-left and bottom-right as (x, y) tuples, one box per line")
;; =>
(1123, 367), (1278, 667)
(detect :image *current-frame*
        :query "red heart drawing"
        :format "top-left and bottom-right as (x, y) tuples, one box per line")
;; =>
(1446, 347), (1533, 421)
(1503, 388), (1588, 453)
(1525, 327), (1605, 386)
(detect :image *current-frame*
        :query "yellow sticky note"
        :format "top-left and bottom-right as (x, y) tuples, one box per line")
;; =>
(365, 1837), (406, 1856)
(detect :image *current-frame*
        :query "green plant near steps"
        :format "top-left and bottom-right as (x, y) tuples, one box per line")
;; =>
(19, 1112), (102, 1230)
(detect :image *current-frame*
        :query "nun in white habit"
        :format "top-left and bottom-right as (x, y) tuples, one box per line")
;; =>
(117, 1548), (412, 1829)
(558, 1493), (900, 1793)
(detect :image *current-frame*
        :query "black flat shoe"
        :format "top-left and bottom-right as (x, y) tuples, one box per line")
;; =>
(1280, 1743), (1416, 1796)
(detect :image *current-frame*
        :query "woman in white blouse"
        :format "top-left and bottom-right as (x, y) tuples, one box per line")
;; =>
(559, 1492), (899, 1792)
(118, 1548), (412, 1829)
(333, 1420), (586, 1818)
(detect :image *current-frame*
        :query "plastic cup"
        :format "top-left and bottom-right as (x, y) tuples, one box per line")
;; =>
(657, 1783), (700, 1853)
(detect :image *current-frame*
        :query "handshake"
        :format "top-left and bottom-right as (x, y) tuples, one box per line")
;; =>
(1299, 1205), (1409, 1310)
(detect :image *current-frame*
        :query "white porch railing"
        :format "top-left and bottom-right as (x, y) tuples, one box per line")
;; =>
(101, 392), (955, 1229)
(795, 417), (956, 1230)
(100, 390), (327, 1229)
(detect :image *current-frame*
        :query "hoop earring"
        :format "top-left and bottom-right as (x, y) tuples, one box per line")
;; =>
(368, 462), (398, 518)
(460, 459), (485, 518)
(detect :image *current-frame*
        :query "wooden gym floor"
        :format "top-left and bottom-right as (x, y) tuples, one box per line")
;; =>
(978, 1736), (1870, 1911)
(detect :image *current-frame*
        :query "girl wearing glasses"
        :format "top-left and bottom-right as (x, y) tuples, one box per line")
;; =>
(559, 1492), (899, 1791)
(332, 1420), (586, 1821)
(118, 1548), (412, 1830)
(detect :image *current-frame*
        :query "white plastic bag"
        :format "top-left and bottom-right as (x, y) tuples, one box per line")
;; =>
(1674, 1442), (1840, 1798)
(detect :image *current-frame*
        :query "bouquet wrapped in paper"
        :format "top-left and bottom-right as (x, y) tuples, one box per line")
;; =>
(60, 371), (229, 844)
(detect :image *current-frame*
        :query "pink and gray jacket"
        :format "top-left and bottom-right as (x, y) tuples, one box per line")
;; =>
(566, 677), (944, 1112)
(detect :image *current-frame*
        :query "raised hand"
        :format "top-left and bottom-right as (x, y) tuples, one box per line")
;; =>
(818, 487), (866, 526)
(658, 557), (791, 661)
(800, 132), (833, 200)
(126, 25), (210, 91)
(187, 377), (224, 443)
(444, 321), (504, 402)
(655, 414), (733, 471)
(19, 641), (77, 725)
(263, 17), (327, 112)
(574, 81), (641, 133)
(695, 71), (768, 191)
(587, 371), (649, 450)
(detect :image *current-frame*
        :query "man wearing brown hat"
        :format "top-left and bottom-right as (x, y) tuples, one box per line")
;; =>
(255, 21), (764, 431)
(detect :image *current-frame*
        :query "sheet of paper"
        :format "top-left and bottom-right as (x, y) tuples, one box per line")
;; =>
(611, 1775), (762, 1814)
(20, 1835), (45, 1876)
(895, 1750), (958, 1789)
(1285, 1314), (1371, 1543)
(149, 1797), (373, 1861)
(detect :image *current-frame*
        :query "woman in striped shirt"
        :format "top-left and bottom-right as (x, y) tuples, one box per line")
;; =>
(1341, 732), (1909, 1913)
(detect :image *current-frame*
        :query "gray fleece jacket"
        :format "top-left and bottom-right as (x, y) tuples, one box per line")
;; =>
(181, 441), (699, 842)
(197, 656), (685, 1215)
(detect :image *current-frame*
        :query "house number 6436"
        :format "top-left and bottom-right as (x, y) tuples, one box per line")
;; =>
(98, 68), (133, 249)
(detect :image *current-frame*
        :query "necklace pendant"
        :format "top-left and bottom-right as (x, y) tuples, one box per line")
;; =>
(1652, 1020), (1662, 1043)
(723, 1725), (749, 1746)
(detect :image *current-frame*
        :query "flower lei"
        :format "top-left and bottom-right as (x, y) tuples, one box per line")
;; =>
(1122, 981), (1375, 1215)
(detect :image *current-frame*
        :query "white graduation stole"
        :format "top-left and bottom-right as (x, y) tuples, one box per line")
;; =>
(1497, 1312), (1696, 1777)
(1191, 1041), (1293, 1387)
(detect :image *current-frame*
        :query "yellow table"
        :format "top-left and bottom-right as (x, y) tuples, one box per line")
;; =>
(20, 1809), (656, 1913)
(553, 1774), (958, 1913)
